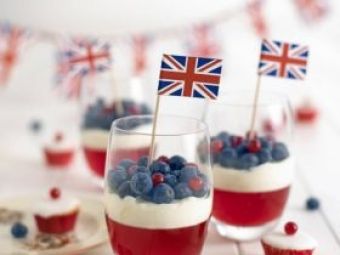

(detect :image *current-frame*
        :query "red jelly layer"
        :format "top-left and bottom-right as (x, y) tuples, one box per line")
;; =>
(44, 149), (74, 168)
(83, 146), (150, 178)
(106, 216), (209, 255)
(213, 186), (290, 226)
(35, 210), (79, 234)
(262, 242), (314, 255)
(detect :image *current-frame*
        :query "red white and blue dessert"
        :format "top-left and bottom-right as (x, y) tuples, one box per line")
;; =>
(33, 188), (80, 234)
(105, 155), (212, 255)
(262, 222), (317, 255)
(81, 98), (151, 178)
(205, 131), (293, 227)
(43, 132), (75, 168)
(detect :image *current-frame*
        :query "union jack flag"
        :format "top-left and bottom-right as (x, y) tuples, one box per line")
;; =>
(258, 39), (309, 80)
(158, 54), (222, 99)
(56, 38), (111, 99)
(0, 23), (27, 85)
(187, 24), (220, 57)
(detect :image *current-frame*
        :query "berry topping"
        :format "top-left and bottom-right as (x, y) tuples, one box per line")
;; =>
(179, 167), (198, 182)
(219, 148), (237, 167)
(157, 155), (170, 164)
(11, 222), (28, 239)
(109, 155), (209, 204)
(284, 221), (298, 235)
(150, 161), (170, 174)
(257, 149), (272, 164)
(174, 183), (192, 199)
(118, 159), (136, 170)
(306, 197), (320, 211)
(217, 131), (230, 141)
(152, 173), (165, 186)
(239, 153), (259, 169)
(271, 142), (289, 161)
(211, 139), (224, 153)
(152, 183), (175, 204)
(188, 176), (203, 191)
(137, 156), (149, 167)
(54, 132), (63, 143)
(247, 139), (261, 153)
(169, 155), (187, 170)
(164, 174), (177, 187)
(130, 172), (153, 195)
(118, 181), (134, 198)
(108, 168), (128, 191)
(50, 187), (61, 200)
(230, 135), (243, 148)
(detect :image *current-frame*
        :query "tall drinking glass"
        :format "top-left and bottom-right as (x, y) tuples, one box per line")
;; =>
(104, 115), (213, 255)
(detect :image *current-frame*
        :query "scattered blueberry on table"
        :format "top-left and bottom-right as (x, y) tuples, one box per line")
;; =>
(306, 197), (320, 211)
(203, 131), (290, 170)
(11, 222), (28, 239)
(108, 155), (210, 204)
(83, 98), (151, 130)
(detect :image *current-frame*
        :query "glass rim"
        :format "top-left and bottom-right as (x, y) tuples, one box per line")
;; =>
(216, 90), (290, 108)
(111, 114), (208, 137)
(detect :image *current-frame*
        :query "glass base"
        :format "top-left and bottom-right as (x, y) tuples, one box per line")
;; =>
(212, 217), (278, 241)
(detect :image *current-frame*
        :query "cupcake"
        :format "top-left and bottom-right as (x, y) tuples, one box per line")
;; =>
(43, 132), (75, 167)
(262, 222), (317, 255)
(34, 188), (80, 234)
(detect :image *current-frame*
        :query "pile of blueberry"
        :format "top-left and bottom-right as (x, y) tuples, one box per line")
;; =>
(83, 98), (151, 130)
(208, 131), (289, 170)
(107, 155), (210, 204)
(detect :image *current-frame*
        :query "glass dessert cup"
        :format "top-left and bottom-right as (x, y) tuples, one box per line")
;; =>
(80, 74), (151, 183)
(104, 115), (213, 255)
(204, 91), (294, 241)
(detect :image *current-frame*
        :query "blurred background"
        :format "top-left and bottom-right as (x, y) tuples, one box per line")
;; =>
(1, 0), (340, 253)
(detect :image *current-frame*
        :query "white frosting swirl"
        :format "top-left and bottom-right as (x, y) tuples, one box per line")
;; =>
(262, 231), (317, 250)
(33, 195), (80, 217)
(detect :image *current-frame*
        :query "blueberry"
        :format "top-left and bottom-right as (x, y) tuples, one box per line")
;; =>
(260, 137), (273, 149)
(239, 153), (259, 169)
(136, 166), (149, 173)
(108, 169), (128, 191)
(217, 131), (230, 142)
(271, 142), (289, 161)
(236, 143), (248, 156)
(165, 174), (177, 187)
(179, 168), (198, 182)
(173, 170), (181, 177)
(130, 172), (153, 195)
(11, 222), (28, 239)
(127, 165), (138, 176)
(174, 183), (192, 199)
(169, 155), (187, 170)
(152, 183), (175, 204)
(150, 161), (170, 174)
(29, 119), (42, 133)
(219, 148), (237, 168)
(137, 156), (149, 167)
(118, 181), (135, 198)
(257, 149), (272, 164)
(306, 197), (320, 211)
(192, 181), (209, 198)
(118, 159), (136, 170)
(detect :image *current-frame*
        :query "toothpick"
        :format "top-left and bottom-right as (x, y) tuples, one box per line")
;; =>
(249, 74), (262, 139)
(148, 94), (161, 166)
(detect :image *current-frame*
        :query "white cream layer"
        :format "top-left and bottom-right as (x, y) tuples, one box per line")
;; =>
(44, 141), (75, 152)
(105, 192), (212, 229)
(33, 196), (80, 217)
(82, 128), (151, 150)
(262, 231), (317, 250)
(213, 157), (294, 192)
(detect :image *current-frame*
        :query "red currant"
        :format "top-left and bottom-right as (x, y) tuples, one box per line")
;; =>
(50, 187), (61, 200)
(152, 173), (164, 186)
(231, 136), (243, 147)
(189, 177), (203, 191)
(54, 132), (63, 143)
(247, 139), (261, 153)
(157, 156), (170, 164)
(211, 139), (224, 153)
(284, 221), (298, 235)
